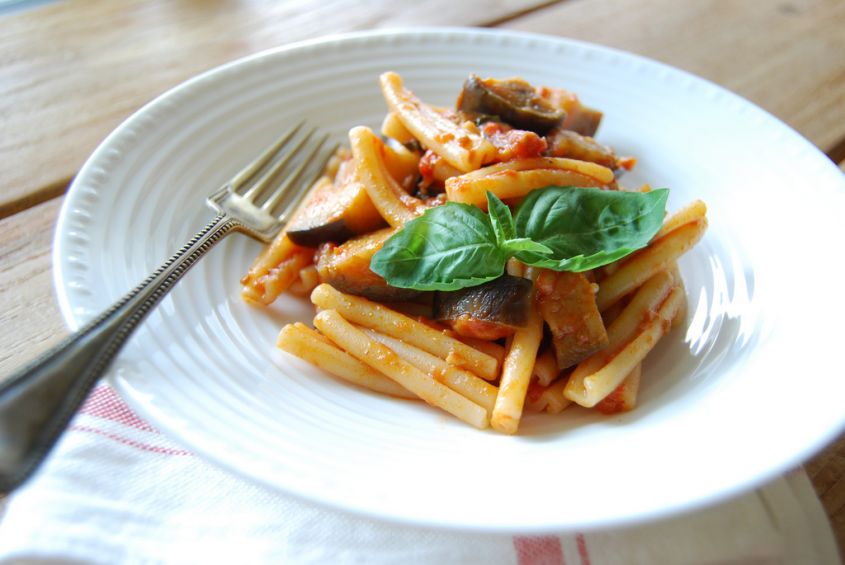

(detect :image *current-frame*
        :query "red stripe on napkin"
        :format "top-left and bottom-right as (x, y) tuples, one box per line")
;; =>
(74, 385), (194, 456)
(69, 424), (192, 456)
(80, 385), (157, 432)
(513, 536), (565, 565)
(575, 533), (591, 565)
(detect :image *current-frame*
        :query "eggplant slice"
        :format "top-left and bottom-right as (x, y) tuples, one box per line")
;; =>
(287, 160), (386, 247)
(559, 104), (604, 138)
(545, 129), (619, 170)
(434, 275), (533, 340)
(535, 270), (608, 369)
(457, 74), (565, 135)
(315, 227), (419, 302)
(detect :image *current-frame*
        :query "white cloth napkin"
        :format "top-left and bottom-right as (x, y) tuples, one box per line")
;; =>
(0, 384), (839, 565)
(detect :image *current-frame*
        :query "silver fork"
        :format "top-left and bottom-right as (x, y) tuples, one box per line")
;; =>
(0, 123), (333, 493)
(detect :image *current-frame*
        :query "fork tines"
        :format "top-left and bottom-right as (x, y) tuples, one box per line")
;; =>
(234, 122), (334, 218)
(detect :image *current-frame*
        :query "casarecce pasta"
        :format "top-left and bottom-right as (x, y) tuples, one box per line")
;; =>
(244, 72), (707, 434)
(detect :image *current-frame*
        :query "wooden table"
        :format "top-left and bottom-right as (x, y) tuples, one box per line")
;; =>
(2, 0), (844, 555)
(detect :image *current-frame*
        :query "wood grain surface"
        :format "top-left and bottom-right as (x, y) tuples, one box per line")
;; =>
(503, 0), (845, 155)
(0, 0), (554, 217)
(1, 0), (844, 556)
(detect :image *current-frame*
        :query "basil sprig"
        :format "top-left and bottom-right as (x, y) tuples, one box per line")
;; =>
(370, 186), (669, 291)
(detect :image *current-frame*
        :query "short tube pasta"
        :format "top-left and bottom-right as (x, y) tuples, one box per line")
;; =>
(445, 157), (613, 209)
(363, 328), (498, 415)
(446, 333), (506, 372)
(566, 284), (685, 407)
(568, 270), (677, 388)
(595, 364), (642, 414)
(277, 323), (414, 399)
(604, 270), (677, 353)
(381, 139), (421, 187)
(310, 284), (499, 380)
(349, 126), (421, 227)
(379, 71), (497, 172)
(314, 309), (489, 429)
(532, 349), (560, 387)
(654, 199), (707, 240)
(526, 377), (571, 414)
(287, 265), (321, 297)
(492, 274), (544, 434)
(596, 218), (707, 311)
(380, 111), (415, 145)
(242, 245), (312, 305)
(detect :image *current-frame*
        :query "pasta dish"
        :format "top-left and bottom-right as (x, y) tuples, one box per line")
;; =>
(241, 72), (707, 434)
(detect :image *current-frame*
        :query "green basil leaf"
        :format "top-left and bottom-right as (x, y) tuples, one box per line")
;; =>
(502, 238), (553, 256)
(370, 202), (507, 291)
(486, 191), (515, 246)
(513, 187), (669, 272)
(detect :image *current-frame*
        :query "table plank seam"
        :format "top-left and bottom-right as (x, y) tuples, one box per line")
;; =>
(0, 178), (69, 221)
(480, 0), (567, 27)
(826, 136), (845, 166)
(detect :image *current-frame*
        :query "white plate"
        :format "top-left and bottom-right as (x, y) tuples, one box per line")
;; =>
(54, 28), (845, 532)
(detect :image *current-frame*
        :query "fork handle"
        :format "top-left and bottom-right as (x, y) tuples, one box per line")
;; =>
(0, 214), (239, 493)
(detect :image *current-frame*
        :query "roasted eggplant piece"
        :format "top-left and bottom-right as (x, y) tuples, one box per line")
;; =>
(433, 275), (532, 340)
(286, 160), (386, 247)
(560, 105), (604, 137)
(457, 74), (565, 135)
(545, 129), (619, 170)
(535, 270), (608, 369)
(535, 85), (604, 137)
(315, 227), (419, 302)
